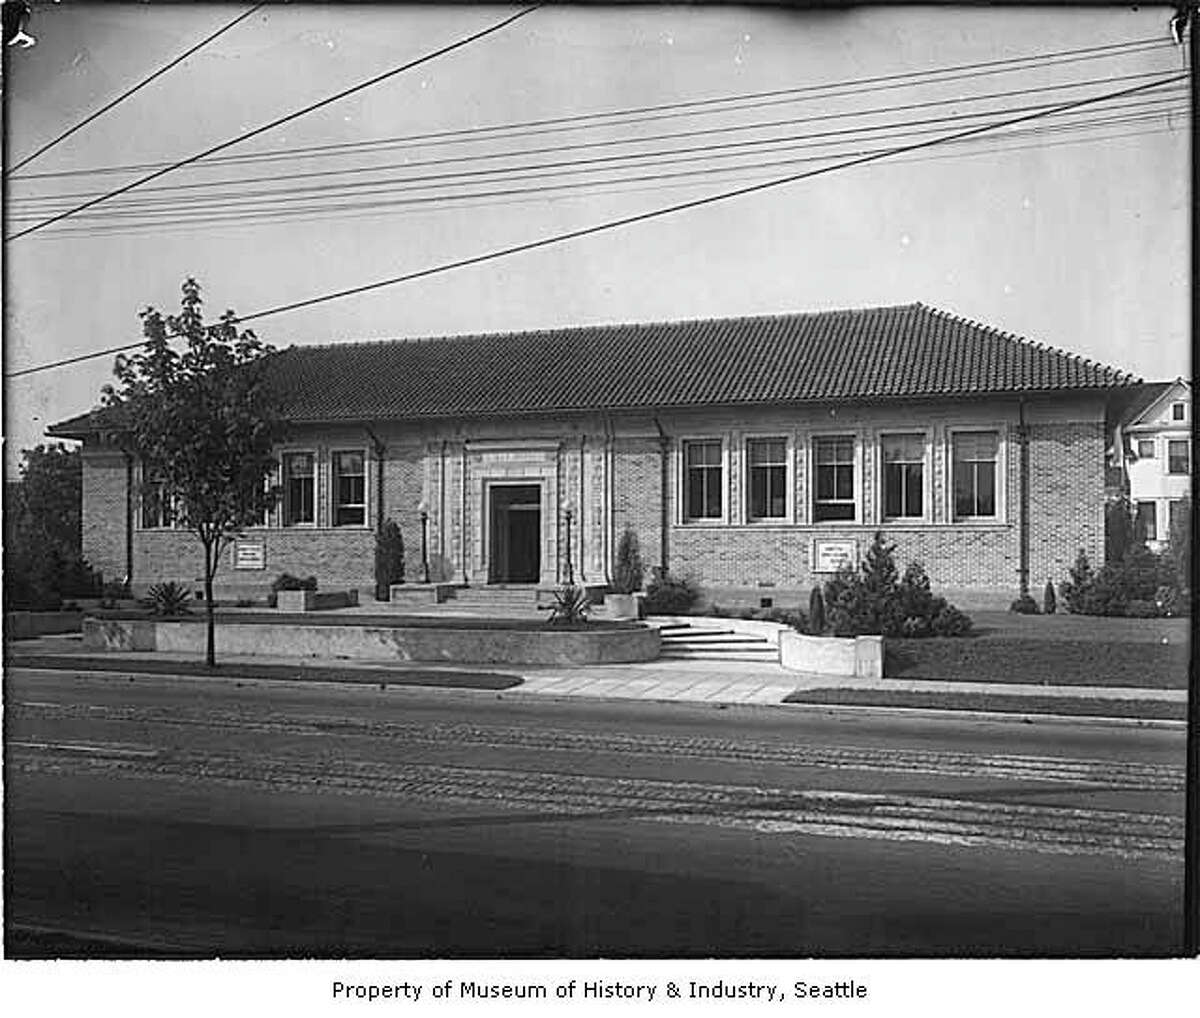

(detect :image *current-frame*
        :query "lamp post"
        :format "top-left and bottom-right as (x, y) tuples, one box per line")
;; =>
(562, 498), (575, 584)
(418, 500), (430, 584)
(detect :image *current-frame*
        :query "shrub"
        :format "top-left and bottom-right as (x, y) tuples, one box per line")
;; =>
(643, 568), (701, 614)
(546, 584), (591, 625)
(145, 581), (192, 616)
(272, 573), (317, 592)
(1043, 580), (1057, 615)
(374, 519), (405, 600)
(1009, 593), (1040, 615)
(823, 538), (971, 638)
(931, 604), (973, 637)
(1166, 496), (1191, 594)
(612, 529), (645, 594)
(1060, 545), (1184, 617)
(1061, 550), (1095, 614)
(1105, 497), (1137, 563)
(1125, 599), (1159, 618)
(756, 606), (805, 629)
(807, 587), (826, 635)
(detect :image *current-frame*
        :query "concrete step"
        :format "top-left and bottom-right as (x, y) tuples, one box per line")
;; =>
(660, 633), (768, 645)
(660, 650), (779, 662)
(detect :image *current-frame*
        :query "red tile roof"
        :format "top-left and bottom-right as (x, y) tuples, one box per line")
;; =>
(50, 303), (1139, 436)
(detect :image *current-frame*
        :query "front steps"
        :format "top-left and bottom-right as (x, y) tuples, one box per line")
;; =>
(657, 622), (778, 662)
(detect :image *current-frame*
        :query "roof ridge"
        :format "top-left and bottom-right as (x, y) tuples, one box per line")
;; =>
(281, 302), (925, 352)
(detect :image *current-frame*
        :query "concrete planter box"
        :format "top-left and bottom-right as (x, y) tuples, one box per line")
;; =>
(779, 630), (883, 678)
(275, 589), (358, 612)
(387, 583), (458, 606)
(6, 610), (85, 641)
(606, 593), (640, 621)
(82, 616), (659, 665)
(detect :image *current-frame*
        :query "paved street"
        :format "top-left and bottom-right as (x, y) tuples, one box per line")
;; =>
(5, 667), (1186, 958)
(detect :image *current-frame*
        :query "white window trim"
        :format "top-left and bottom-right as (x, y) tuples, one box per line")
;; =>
(946, 425), (1008, 524)
(809, 432), (861, 525)
(279, 447), (319, 528)
(678, 436), (727, 525)
(1166, 438), (1191, 476)
(876, 430), (932, 525)
(744, 433), (792, 524)
(330, 447), (370, 528)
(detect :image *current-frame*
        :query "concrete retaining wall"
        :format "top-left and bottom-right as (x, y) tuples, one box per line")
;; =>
(83, 616), (659, 665)
(779, 630), (883, 678)
(6, 611), (85, 641)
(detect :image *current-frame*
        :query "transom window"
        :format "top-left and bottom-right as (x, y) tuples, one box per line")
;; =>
(1168, 440), (1190, 475)
(333, 451), (366, 526)
(952, 431), (999, 519)
(282, 452), (315, 526)
(684, 440), (723, 521)
(881, 434), (924, 519)
(813, 436), (855, 522)
(1137, 439), (1155, 459)
(747, 438), (787, 520)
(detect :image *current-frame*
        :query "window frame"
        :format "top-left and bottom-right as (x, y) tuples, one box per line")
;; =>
(1136, 438), (1156, 460)
(138, 463), (177, 530)
(1135, 500), (1158, 543)
(811, 433), (859, 524)
(878, 431), (929, 523)
(681, 438), (725, 523)
(948, 427), (1004, 523)
(280, 449), (317, 528)
(745, 435), (790, 522)
(1171, 402), (1186, 421)
(331, 448), (369, 528)
(1167, 440), (1190, 475)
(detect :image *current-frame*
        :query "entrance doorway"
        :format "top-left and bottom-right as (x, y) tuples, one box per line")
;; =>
(488, 484), (541, 583)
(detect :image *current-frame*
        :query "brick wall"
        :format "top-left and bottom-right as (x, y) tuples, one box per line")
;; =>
(80, 449), (129, 585)
(611, 436), (663, 572)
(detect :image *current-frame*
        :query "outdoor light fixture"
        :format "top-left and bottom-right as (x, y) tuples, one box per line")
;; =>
(562, 498), (575, 584)
(418, 499), (430, 584)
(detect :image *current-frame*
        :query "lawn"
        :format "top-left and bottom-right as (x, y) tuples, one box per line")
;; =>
(885, 610), (1189, 689)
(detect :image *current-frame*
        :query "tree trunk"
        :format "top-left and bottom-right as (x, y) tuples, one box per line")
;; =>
(203, 539), (216, 667)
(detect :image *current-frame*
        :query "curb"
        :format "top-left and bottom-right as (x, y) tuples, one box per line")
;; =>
(779, 700), (1187, 730)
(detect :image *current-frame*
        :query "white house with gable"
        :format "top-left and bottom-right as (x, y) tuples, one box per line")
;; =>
(1113, 378), (1192, 551)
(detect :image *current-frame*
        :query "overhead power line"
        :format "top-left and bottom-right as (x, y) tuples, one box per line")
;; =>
(9, 68), (1179, 210)
(6, 4), (267, 177)
(8, 89), (1184, 226)
(4, 72), (1183, 379)
(7, 34), (1171, 183)
(3, 4), (542, 241)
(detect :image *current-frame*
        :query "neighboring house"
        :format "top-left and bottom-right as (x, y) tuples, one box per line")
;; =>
(1111, 378), (1192, 552)
(49, 303), (1140, 609)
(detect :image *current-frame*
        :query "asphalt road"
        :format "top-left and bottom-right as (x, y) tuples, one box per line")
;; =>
(4, 667), (1187, 958)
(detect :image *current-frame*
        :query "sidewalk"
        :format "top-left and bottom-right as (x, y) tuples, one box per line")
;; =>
(8, 633), (1186, 722)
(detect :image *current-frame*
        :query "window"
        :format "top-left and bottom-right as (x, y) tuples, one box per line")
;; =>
(1172, 402), (1186, 421)
(952, 431), (999, 519)
(333, 451), (366, 526)
(684, 440), (723, 520)
(140, 469), (175, 529)
(1137, 439), (1155, 459)
(1169, 499), (1187, 534)
(747, 438), (787, 520)
(881, 434), (924, 519)
(813, 436), (855, 522)
(1135, 501), (1157, 543)
(1168, 440), (1190, 475)
(282, 452), (315, 526)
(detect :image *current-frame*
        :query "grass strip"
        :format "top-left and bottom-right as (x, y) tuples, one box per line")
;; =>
(783, 688), (1184, 720)
(5, 654), (523, 690)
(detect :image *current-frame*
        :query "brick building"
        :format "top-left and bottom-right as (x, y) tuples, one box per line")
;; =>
(50, 303), (1143, 609)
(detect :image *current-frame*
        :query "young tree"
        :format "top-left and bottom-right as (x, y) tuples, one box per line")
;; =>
(103, 278), (279, 666)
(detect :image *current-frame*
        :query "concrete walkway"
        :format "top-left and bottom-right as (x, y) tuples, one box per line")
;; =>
(9, 633), (1183, 708)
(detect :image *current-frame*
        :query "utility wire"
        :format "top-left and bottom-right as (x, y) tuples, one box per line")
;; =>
(4, 5), (541, 241)
(28, 107), (1184, 237)
(6, 5), (266, 177)
(9, 89), (1184, 223)
(29, 118), (1179, 241)
(4, 72), (1182, 378)
(7, 35), (1171, 183)
(10, 68), (1178, 208)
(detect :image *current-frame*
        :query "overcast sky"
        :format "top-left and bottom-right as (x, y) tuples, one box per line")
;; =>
(3, 2), (1190, 470)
